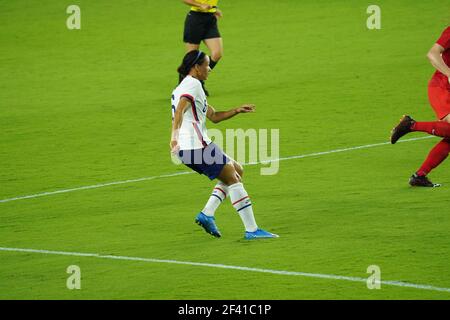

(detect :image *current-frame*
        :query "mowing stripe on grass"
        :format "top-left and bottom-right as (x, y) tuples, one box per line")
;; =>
(0, 136), (434, 204)
(1, 246), (449, 293)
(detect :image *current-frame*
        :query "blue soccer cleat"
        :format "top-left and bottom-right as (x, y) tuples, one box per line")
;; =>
(195, 212), (221, 238)
(244, 228), (279, 240)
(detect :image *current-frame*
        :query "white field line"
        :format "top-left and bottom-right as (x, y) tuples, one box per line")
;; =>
(0, 246), (449, 294)
(248, 136), (434, 165)
(0, 136), (434, 204)
(0, 171), (194, 203)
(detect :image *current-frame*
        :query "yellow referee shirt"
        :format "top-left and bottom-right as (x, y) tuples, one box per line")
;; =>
(191, 0), (219, 13)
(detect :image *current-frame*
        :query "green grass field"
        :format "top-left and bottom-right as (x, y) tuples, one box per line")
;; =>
(1, 0), (450, 299)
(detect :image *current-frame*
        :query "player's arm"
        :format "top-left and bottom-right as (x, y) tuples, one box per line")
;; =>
(182, 0), (211, 11)
(170, 97), (191, 152)
(207, 104), (255, 124)
(427, 43), (450, 79)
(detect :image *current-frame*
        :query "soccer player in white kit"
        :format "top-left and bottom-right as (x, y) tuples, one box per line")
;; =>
(170, 50), (278, 240)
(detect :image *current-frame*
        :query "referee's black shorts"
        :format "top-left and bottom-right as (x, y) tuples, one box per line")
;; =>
(183, 11), (221, 44)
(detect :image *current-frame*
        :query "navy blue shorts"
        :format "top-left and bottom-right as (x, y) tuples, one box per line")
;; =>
(178, 143), (230, 180)
(183, 11), (221, 44)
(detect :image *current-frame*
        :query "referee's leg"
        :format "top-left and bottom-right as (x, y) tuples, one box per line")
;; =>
(185, 42), (200, 52)
(204, 37), (223, 69)
(183, 11), (202, 52)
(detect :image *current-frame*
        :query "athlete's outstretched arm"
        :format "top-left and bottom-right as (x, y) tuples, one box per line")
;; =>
(170, 97), (191, 152)
(207, 104), (255, 124)
(427, 43), (450, 80)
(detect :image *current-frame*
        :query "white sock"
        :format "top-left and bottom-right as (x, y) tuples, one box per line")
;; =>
(202, 182), (229, 217)
(228, 182), (258, 232)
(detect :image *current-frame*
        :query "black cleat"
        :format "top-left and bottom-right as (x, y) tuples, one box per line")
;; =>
(409, 173), (441, 187)
(391, 115), (415, 144)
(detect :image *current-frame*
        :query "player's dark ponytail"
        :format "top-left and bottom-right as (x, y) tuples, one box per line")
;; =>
(177, 50), (207, 83)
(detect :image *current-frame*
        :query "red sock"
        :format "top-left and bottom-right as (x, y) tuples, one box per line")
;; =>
(416, 139), (450, 176)
(412, 121), (450, 138)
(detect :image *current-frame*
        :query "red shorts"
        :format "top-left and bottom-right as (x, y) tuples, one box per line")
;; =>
(428, 85), (450, 120)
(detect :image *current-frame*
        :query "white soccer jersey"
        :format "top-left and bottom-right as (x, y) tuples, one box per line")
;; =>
(171, 75), (212, 150)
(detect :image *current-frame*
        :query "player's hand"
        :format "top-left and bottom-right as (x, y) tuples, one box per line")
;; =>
(214, 9), (223, 18)
(200, 4), (212, 10)
(236, 104), (255, 114)
(448, 76), (450, 85)
(170, 140), (179, 154)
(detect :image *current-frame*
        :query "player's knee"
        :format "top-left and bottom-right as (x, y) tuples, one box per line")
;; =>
(230, 176), (240, 185)
(235, 163), (244, 178)
(211, 51), (222, 62)
(218, 163), (239, 185)
(185, 43), (200, 52)
(222, 175), (240, 186)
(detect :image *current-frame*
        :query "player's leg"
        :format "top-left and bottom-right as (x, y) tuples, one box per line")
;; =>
(203, 12), (222, 70)
(410, 137), (450, 187)
(399, 86), (450, 187)
(410, 114), (450, 187)
(204, 37), (223, 70)
(183, 11), (203, 50)
(391, 115), (450, 143)
(411, 120), (450, 137)
(202, 160), (243, 218)
(232, 160), (244, 180)
(194, 145), (234, 237)
(201, 160), (242, 217)
(195, 162), (236, 238)
(217, 163), (278, 239)
(216, 163), (256, 231)
(391, 87), (450, 143)
(185, 42), (200, 53)
(198, 15), (222, 96)
(201, 181), (228, 217)
(195, 179), (226, 237)
(182, 11), (203, 82)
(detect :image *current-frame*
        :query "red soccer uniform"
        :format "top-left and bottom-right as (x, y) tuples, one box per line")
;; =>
(428, 26), (450, 119)
(429, 27), (450, 88)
